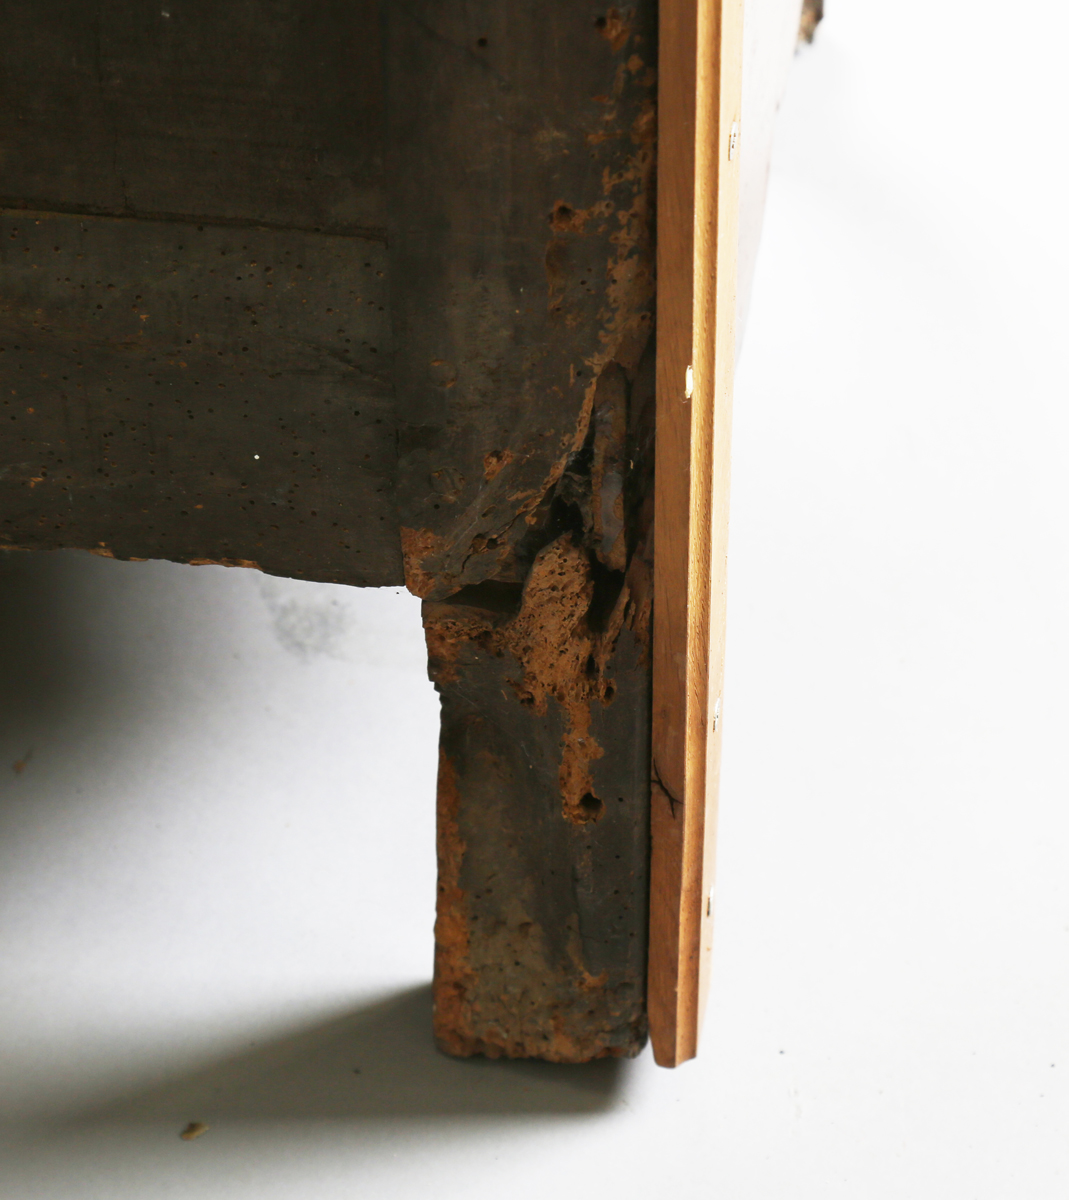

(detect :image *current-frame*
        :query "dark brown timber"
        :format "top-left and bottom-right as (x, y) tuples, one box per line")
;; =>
(0, 0), (663, 1063)
(0, 0), (399, 584)
(387, 1), (658, 1058)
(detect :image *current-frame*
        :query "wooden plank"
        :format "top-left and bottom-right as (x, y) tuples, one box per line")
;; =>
(649, 0), (743, 1067)
(0, 0), (384, 235)
(0, 0), (400, 584)
(387, 0), (656, 602)
(0, 209), (401, 585)
(387, 0), (658, 1060)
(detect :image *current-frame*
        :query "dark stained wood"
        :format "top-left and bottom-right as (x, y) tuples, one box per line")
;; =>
(0, 209), (400, 585)
(424, 526), (652, 1060)
(388, 1), (656, 601)
(387, 1), (658, 1058)
(0, 0), (384, 234)
(0, 0), (670, 1065)
(0, 0), (400, 585)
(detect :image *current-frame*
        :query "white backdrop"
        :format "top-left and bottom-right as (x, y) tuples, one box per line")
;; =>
(3, 3), (1069, 1196)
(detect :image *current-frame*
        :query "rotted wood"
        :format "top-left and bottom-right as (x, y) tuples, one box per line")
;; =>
(1, 0), (670, 1065)
(387, 1), (657, 1059)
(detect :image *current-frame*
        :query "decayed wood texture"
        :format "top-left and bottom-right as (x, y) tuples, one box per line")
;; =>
(387, 2), (657, 1059)
(0, 1), (401, 585)
(649, 0), (743, 1066)
(0, 0), (677, 1065)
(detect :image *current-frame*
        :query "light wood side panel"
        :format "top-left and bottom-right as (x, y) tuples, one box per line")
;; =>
(650, 0), (743, 1068)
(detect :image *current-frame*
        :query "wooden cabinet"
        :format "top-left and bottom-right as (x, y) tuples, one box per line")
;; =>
(0, 0), (807, 1065)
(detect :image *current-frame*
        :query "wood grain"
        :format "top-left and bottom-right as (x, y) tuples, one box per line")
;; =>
(649, 0), (743, 1067)
(0, 0), (384, 234)
(0, 209), (399, 585)
(387, 0), (659, 1060)
(387, 0), (656, 603)
(0, 0), (399, 584)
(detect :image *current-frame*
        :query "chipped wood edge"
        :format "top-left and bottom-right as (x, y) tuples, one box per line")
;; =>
(649, 0), (743, 1068)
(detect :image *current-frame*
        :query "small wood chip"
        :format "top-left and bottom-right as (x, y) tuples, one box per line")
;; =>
(179, 1121), (209, 1141)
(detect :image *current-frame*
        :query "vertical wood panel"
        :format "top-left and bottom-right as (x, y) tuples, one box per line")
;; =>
(650, 0), (743, 1067)
(388, 1), (658, 1061)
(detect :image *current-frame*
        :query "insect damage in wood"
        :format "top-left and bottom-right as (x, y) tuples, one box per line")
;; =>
(394, 4), (655, 604)
(0, 210), (400, 586)
(425, 539), (652, 1058)
(426, 523), (648, 829)
(423, 331), (655, 1059)
(390, 0), (657, 1061)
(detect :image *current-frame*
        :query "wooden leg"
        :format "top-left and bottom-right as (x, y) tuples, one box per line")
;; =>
(422, 351), (656, 1061)
(386, 1), (658, 1061)
(425, 533), (652, 1060)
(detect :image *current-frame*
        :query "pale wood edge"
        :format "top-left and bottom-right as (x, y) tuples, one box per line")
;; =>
(649, 0), (743, 1068)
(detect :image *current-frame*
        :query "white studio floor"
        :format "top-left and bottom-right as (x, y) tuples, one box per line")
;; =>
(3, 5), (1069, 1197)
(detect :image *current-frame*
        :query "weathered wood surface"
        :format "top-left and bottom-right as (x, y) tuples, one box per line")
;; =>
(0, 1), (399, 584)
(388, 1), (657, 1058)
(0, 210), (397, 583)
(424, 530), (653, 1059)
(0, 0), (661, 1063)
(0, 0), (384, 234)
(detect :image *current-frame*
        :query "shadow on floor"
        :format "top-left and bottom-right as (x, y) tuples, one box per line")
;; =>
(0, 549), (98, 731)
(65, 986), (632, 1127)
(0, 553), (636, 1130)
